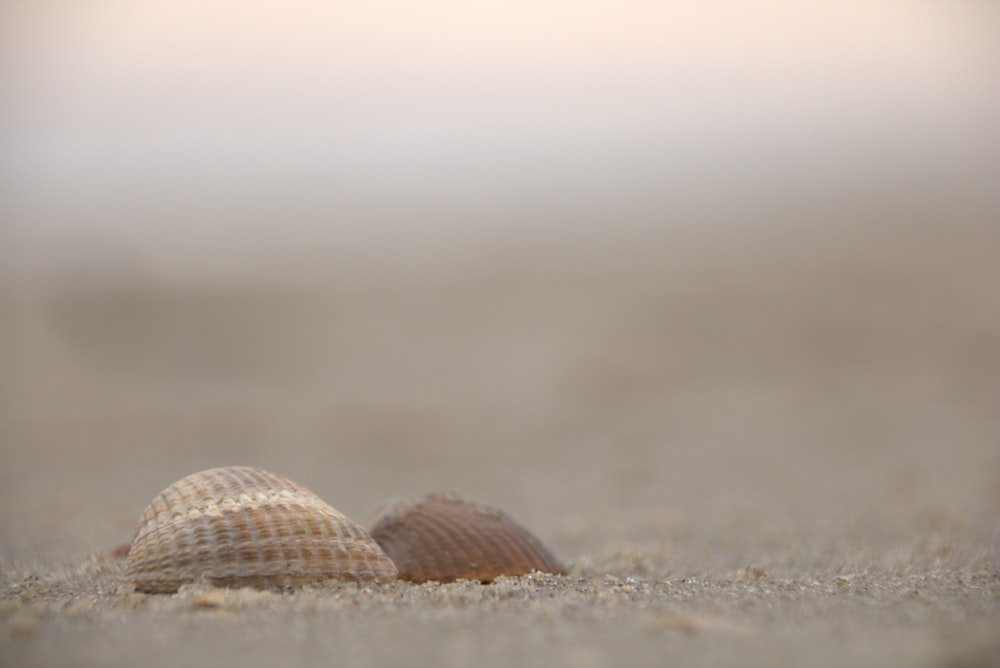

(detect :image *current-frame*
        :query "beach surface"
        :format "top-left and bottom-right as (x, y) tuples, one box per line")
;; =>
(2, 218), (999, 668)
(4, 2), (1000, 665)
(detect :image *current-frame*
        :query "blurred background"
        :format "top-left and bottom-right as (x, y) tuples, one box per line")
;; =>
(1, 1), (998, 572)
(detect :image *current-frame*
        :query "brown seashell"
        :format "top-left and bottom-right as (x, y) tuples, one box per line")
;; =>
(369, 493), (566, 583)
(124, 466), (397, 593)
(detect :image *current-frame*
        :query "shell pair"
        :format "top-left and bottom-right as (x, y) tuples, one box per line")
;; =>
(124, 466), (565, 593)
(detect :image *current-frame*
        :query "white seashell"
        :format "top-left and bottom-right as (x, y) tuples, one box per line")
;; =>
(125, 466), (397, 593)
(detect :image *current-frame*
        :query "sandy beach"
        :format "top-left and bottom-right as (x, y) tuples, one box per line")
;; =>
(2, 217), (999, 668)
(2, 3), (999, 665)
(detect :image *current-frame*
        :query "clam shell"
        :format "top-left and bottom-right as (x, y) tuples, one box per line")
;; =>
(124, 466), (397, 593)
(369, 493), (566, 583)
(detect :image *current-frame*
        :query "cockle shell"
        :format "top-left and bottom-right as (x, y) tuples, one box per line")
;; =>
(124, 466), (397, 593)
(369, 493), (566, 583)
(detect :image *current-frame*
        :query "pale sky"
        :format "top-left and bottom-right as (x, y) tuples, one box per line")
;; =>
(1, 1), (998, 274)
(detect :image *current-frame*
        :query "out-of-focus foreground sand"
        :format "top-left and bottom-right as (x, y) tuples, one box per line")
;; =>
(1, 214), (998, 668)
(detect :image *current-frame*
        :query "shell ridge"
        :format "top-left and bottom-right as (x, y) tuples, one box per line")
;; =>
(466, 515), (511, 579)
(330, 512), (359, 578)
(216, 468), (250, 581)
(407, 509), (468, 582)
(422, 499), (486, 579)
(499, 514), (564, 574)
(492, 518), (550, 576)
(283, 509), (312, 582)
(450, 506), (523, 581)
(349, 517), (388, 580)
(369, 493), (566, 584)
(125, 466), (397, 593)
(229, 466), (272, 576)
(336, 510), (390, 581)
(470, 505), (564, 575)
(242, 503), (266, 581)
(524, 530), (565, 574)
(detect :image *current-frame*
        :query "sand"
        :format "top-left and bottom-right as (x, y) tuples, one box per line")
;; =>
(2, 218), (999, 668)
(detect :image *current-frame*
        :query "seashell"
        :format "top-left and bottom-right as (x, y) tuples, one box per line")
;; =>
(369, 493), (566, 583)
(124, 466), (397, 593)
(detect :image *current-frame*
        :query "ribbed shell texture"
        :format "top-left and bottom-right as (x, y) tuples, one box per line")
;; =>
(369, 493), (565, 583)
(125, 466), (397, 593)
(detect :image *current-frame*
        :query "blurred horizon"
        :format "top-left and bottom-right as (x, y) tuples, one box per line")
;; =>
(2, 1), (999, 282)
